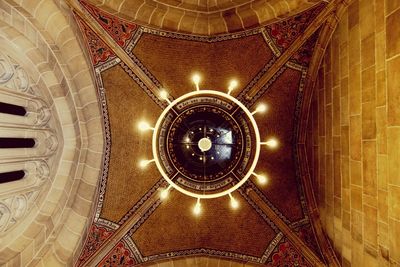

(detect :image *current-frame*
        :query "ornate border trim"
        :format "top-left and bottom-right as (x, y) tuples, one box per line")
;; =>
(97, 218), (120, 230)
(260, 232), (284, 263)
(126, 27), (144, 53)
(121, 232), (284, 265)
(123, 235), (145, 263)
(127, 199), (162, 236)
(119, 178), (165, 225)
(141, 27), (262, 43)
(261, 29), (281, 57)
(120, 62), (166, 109)
(143, 248), (263, 264)
(126, 53), (162, 88)
(236, 57), (277, 103)
(93, 59), (119, 222)
(238, 188), (279, 232)
(245, 180), (291, 224)
(293, 67), (312, 218)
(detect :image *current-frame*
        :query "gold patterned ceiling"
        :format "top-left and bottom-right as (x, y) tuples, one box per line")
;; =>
(66, 0), (351, 266)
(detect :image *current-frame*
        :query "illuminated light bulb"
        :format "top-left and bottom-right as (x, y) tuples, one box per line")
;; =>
(192, 74), (201, 91)
(192, 74), (201, 84)
(227, 79), (238, 95)
(139, 159), (154, 169)
(229, 194), (239, 209)
(160, 186), (171, 200)
(253, 172), (268, 185)
(257, 174), (268, 185)
(262, 137), (279, 149)
(159, 89), (168, 99)
(159, 89), (172, 104)
(138, 121), (153, 131)
(252, 103), (268, 115)
(193, 199), (202, 215)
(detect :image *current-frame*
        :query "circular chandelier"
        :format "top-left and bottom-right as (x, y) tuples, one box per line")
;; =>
(138, 74), (278, 215)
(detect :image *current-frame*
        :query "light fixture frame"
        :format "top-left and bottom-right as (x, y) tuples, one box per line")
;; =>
(152, 89), (261, 199)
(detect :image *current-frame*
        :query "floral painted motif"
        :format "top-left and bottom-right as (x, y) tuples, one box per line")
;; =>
(270, 241), (311, 266)
(77, 224), (114, 266)
(98, 241), (135, 266)
(297, 224), (324, 261)
(291, 30), (320, 66)
(266, 3), (326, 52)
(80, 0), (137, 48)
(75, 14), (115, 66)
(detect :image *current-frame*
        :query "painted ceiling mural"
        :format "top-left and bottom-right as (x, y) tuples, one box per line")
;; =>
(70, 0), (348, 266)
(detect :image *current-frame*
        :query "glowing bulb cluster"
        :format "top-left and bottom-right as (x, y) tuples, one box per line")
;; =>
(137, 73), (281, 216)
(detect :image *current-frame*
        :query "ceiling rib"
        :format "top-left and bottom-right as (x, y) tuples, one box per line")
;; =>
(248, 189), (325, 266)
(66, 0), (165, 106)
(242, 0), (347, 102)
(297, 0), (350, 144)
(81, 190), (160, 266)
(296, 2), (351, 267)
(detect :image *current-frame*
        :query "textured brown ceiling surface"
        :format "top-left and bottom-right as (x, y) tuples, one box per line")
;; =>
(132, 32), (273, 99)
(72, 1), (342, 266)
(132, 192), (277, 257)
(100, 65), (162, 223)
(253, 67), (304, 222)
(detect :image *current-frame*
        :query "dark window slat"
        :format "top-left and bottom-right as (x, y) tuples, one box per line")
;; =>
(0, 170), (25, 183)
(0, 138), (35, 148)
(0, 102), (26, 116)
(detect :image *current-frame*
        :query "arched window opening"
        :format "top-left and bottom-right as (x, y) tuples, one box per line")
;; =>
(0, 138), (35, 148)
(0, 102), (26, 116)
(0, 170), (25, 183)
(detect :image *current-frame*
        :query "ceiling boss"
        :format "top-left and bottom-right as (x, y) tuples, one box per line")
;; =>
(138, 74), (279, 216)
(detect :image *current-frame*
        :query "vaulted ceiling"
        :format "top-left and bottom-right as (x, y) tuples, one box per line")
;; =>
(66, 0), (350, 265)
(83, 0), (323, 35)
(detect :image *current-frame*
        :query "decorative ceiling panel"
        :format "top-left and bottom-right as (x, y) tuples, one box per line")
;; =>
(264, 3), (326, 56)
(79, 0), (138, 49)
(266, 237), (313, 266)
(75, 14), (115, 66)
(132, 32), (274, 100)
(99, 65), (163, 223)
(71, 0), (346, 265)
(131, 191), (278, 258)
(291, 29), (322, 67)
(251, 67), (305, 223)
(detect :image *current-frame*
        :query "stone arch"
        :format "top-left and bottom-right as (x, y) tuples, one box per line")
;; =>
(0, 0), (104, 266)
